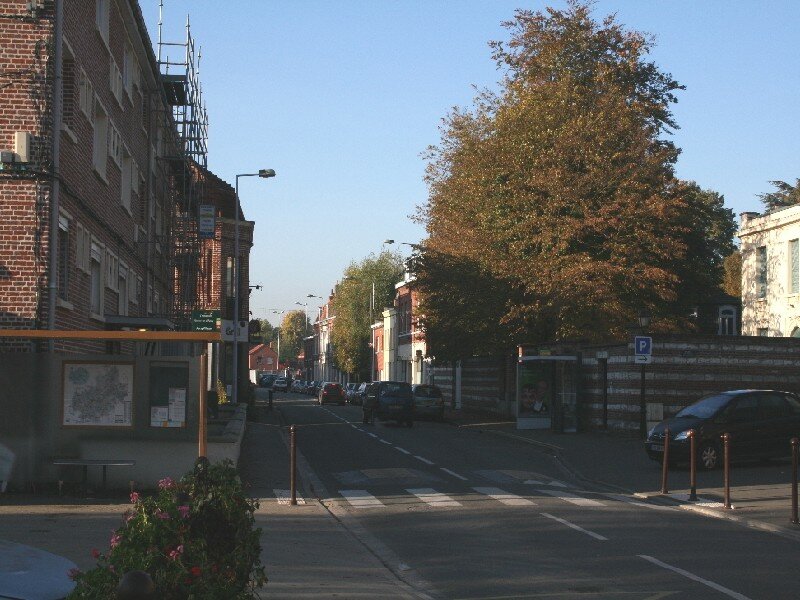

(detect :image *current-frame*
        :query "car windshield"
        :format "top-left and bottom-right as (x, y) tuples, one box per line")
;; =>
(675, 393), (734, 419)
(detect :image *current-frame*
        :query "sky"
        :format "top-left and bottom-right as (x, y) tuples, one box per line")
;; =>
(143, 1), (800, 327)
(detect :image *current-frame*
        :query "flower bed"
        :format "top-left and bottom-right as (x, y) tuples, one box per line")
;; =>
(68, 458), (266, 599)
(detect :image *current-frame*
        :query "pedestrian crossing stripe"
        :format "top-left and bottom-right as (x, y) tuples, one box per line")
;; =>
(273, 489), (306, 505)
(340, 489), (384, 508)
(407, 488), (461, 507)
(471, 486), (535, 506)
(536, 489), (604, 507)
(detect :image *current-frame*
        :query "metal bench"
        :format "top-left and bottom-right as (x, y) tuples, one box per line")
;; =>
(52, 458), (136, 490)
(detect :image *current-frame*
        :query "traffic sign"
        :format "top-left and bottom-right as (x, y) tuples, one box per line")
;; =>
(634, 336), (652, 364)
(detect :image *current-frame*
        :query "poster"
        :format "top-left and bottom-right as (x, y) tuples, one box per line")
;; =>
(150, 406), (169, 427)
(517, 361), (554, 430)
(168, 388), (186, 427)
(63, 362), (134, 427)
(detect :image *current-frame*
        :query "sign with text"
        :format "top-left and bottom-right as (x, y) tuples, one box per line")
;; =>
(198, 204), (216, 239)
(634, 336), (652, 364)
(191, 309), (221, 332)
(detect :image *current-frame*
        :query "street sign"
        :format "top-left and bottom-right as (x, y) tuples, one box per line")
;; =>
(220, 319), (249, 342)
(198, 204), (216, 239)
(191, 309), (220, 332)
(634, 335), (652, 364)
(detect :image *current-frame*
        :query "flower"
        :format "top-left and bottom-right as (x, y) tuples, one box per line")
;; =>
(110, 533), (122, 548)
(155, 509), (170, 520)
(178, 505), (190, 519)
(158, 477), (175, 490)
(90, 548), (100, 559)
(190, 566), (202, 577)
(67, 567), (81, 580)
(130, 491), (140, 503)
(168, 544), (184, 560)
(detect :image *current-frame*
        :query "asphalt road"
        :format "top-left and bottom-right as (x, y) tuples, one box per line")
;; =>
(277, 390), (800, 600)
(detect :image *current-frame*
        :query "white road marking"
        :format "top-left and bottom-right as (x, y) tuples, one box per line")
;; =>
(541, 512), (607, 541)
(638, 555), (752, 600)
(668, 493), (725, 507)
(536, 489), (605, 507)
(367, 432), (379, 439)
(407, 488), (462, 507)
(273, 489), (306, 505)
(472, 487), (534, 506)
(523, 478), (569, 488)
(395, 447), (412, 455)
(380, 439), (392, 445)
(440, 467), (468, 481)
(603, 493), (677, 511)
(339, 489), (384, 508)
(414, 455), (435, 465)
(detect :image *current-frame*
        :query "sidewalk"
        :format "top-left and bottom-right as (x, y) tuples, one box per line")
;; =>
(443, 407), (800, 542)
(242, 393), (427, 599)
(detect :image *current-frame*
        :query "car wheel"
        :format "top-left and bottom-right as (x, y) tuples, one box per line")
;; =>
(698, 441), (720, 470)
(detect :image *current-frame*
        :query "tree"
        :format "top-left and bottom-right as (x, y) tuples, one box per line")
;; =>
(252, 319), (276, 346)
(279, 310), (308, 363)
(760, 179), (800, 210)
(722, 251), (742, 298)
(330, 251), (404, 379)
(417, 2), (733, 351)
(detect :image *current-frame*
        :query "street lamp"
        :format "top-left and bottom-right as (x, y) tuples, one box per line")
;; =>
(270, 309), (285, 374)
(233, 169), (275, 406)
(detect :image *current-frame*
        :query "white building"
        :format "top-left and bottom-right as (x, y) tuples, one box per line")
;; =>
(739, 206), (800, 337)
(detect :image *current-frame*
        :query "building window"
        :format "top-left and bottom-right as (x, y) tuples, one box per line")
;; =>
(90, 242), (104, 315)
(105, 250), (119, 292)
(121, 149), (132, 212)
(718, 306), (737, 336)
(118, 263), (128, 316)
(62, 48), (76, 132)
(78, 68), (93, 119)
(110, 60), (123, 106)
(96, 0), (110, 46)
(226, 256), (234, 297)
(92, 99), (108, 177)
(58, 215), (69, 301)
(757, 246), (767, 299)
(757, 327), (769, 337)
(108, 123), (122, 167)
(790, 239), (799, 295)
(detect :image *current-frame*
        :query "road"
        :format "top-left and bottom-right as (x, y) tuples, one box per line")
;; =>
(274, 390), (800, 600)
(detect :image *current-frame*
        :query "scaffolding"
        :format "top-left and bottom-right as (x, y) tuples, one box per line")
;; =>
(156, 1), (209, 331)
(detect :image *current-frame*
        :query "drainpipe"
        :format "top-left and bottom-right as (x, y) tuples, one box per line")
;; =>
(47, 0), (64, 351)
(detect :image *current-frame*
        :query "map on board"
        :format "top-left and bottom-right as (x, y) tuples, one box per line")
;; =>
(63, 363), (134, 426)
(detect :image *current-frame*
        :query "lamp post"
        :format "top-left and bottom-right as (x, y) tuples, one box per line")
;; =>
(233, 169), (275, 405)
(637, 309), (652, 439)
(270, 309), (285, 374)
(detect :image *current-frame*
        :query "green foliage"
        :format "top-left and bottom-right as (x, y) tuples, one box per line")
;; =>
(330, 251), (404, 378)
(68, 459), (266, 599)
(759, 179), (800, 210)
(417, 2), (735, 349)
(253, 319), (276, 346)
(722, 251), (742, 298)
(279, 310), (308, 361)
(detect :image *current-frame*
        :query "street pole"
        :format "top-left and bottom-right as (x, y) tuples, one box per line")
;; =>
(370, 281), (375, 381)
(639, 363), (646, 438)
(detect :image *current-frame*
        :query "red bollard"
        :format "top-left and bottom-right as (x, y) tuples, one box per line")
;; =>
(661, 427), (670, 494)
(688, 429), (697, 501)
(722, 433), (731, 510)
(290, 425), (297, 506)
(791, 437), (799, 524)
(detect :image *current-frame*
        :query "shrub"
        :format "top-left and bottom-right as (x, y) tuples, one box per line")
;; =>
(68, 458), (266, 599)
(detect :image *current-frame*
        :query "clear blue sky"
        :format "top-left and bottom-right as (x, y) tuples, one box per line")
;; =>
(144, 1), (800, 327)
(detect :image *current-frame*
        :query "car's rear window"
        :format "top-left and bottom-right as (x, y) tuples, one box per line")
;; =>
(381, 382), (412, 397)
(325, 383), (341, 391)
(676, 393), (734, 419)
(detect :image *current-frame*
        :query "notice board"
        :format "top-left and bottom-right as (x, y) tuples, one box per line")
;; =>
(149, 362), (189, 428)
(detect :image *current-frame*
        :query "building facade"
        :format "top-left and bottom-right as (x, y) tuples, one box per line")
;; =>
(739, 206), (800, 337)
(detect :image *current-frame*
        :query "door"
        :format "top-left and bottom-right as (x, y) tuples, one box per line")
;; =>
(718, 395), (759, 460)
(755, 392), (795, 457)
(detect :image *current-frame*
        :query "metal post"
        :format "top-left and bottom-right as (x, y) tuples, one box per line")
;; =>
(289, 425), (297, 506)
(722, 433), (731, 509)
(370, 281), (375, 381)
(639, 363), (647, 438)
(198, 352), (208, 458)
(688, 429), (697, 501)
(660, 426), (670, 494)
(792, 437), (799, 524)
(233, 175), (241, 405)
(600, 358), (608, 430)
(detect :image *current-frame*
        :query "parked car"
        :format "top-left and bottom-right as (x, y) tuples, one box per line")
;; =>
(0, 539), (76, 599)
(645, 389), (800, 470)
(258, 373), (276, 388)
(291, 380), (305, 393)
(319, 382), (346, 405)
(272, 377), (288, 392)
(345, 383), (360, 404)
(362, 381), (414, 427)
(309, 381), (322, 396)
(412, 384), (445, 421)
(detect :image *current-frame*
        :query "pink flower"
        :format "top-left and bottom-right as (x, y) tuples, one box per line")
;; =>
(158, 477), (175, 490)
(129, 491), (140, 503)
(110, 533), (122, 548)
(168, 544), (184, 560)
(67, 568), (81, 580)
(178, 505), (190, 519)
(90, 548), (100, 559)
(155, 510), (170, 520)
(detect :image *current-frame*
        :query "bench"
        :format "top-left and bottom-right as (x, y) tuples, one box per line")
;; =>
(52, 458), (136, 490)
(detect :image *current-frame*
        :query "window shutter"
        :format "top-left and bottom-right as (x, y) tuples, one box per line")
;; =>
(791, 240), (799, 294)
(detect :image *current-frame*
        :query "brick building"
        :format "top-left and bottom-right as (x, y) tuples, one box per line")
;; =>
(248, 343), (277, 373)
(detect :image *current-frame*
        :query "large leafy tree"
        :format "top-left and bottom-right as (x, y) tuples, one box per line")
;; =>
(760, 179), (800, 210)
(279, 310), (308, 362)
(330, 251), (404, 379)
(417, 2), (734, 351)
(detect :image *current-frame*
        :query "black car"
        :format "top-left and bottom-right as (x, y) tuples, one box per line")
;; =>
(362, 381), (414, 427)
(258, 373), (277, 388)
(645, 389), (800, 469)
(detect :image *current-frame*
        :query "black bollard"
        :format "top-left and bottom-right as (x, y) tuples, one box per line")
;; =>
(117, 570), (155, 600)
(688, 429), (697, 501)
(268, 389), (274, 411)
(660, 426), (670, 494)
(290, 425), (297, 506)
(722, 433), (731, 510)
(792, 437), (799, 525)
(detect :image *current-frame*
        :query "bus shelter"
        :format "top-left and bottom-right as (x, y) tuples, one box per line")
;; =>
(516, 347), (582, 432)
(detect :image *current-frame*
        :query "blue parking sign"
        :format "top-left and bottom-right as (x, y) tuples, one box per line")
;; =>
(635, 336), (652, 356)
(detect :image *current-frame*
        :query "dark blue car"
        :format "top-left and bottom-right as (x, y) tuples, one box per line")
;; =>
(362, 381), (414, 427)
